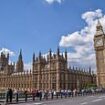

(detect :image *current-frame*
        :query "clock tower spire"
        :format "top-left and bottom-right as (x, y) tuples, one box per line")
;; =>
(94, 20), (105, 88)
(95, 20), (104, 36)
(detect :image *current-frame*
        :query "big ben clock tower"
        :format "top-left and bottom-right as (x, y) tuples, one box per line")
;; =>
(94, 20), (105, 88)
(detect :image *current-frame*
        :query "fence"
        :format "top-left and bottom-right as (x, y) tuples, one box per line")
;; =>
(0, 89), (105, 104)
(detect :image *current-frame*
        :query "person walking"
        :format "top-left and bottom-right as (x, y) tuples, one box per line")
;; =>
(51, 90), (54, 99)
(39, 90), (42, 101)
(68, 89), (71, 97)
(60, 90), (63, 98)
(9, 88), (13, 103)
(56, 90), (59, 99)
(32, 89), (36, 101)
(24, 90), (28, 102)
(73, 89), (77, 97)
(5, 88), (9, 104)
(45, 90), (48, 100)
(42, 90), (45, 99)
(14, 89), (19, 103)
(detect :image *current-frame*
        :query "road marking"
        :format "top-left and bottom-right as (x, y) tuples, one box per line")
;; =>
(87, 96), (95, 98)
(98, 96), (105, 99)
(90, 96), (95, 97)
(34, 103), (44, 105)
(92, 99), (102, 102)
(80, 102), (88, 105)
(25, 104), (35, 105)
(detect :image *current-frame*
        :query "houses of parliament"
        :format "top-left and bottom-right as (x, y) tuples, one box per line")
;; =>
(1, 23), (102, 91)
(0, 48), (96, 91)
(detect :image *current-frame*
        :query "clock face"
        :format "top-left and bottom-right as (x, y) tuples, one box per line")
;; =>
(95, 39), (103, 47)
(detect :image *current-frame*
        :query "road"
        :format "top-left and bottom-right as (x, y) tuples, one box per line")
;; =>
(2, 94), (105, 105)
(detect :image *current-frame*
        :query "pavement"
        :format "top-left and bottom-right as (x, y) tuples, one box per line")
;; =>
(1, 94), (105, 105)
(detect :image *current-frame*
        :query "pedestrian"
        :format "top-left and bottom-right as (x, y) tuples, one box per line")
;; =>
(68, 89), (71, 97)
(81, 89), (84, 96)
(39, 90), (42, 101)
(51, 90), (54, 99)
(45, 90), (48, 100)
(9, 88), (13, 103)
(24, 90), (28, 102)
(53, 90), (56, 96)
(42, 90), (45, 99)
(14, 89), (19, 103)
(65, 90), (67, 98)
(5, 88), (9, 104)
(56, 90), (59, 99)
(36, 90), (39, 98)
(73, 89), (77, 97)
(60, 90), (63, 98)
(49, 90), (52, 99)
(32, 89), (36, 101)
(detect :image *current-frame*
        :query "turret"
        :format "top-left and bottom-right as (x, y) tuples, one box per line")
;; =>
(33, 53), (35, 63)
(19, 49), (22, 60)
(32, 53), (35, 72)
(16, 49), (24, 72)
(89, 67), (92, 74)
(57, 47), (60, 57)
(65, 49), (67, 61)
(49, 48), (52, 58)
(38, 51), (41, 61)
(0, 52), (9, 71)
(7, 53), (9, 61)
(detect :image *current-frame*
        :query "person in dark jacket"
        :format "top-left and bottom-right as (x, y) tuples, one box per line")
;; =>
(32, 89), (36, 101)
(5, 88), (9, 103)
(36, 90), (39, 97)
(51, 90), (54, 99)
(39, 90), (42, 101)
(9, 89), (13, 103)
(24, 90), (28, 102)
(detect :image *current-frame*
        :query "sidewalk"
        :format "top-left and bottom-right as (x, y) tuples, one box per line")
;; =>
(0, 93), (105, 105)
(0, 96), (76, 105)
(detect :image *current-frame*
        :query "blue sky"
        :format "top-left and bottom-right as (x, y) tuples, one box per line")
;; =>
(0, 0), (105, 70)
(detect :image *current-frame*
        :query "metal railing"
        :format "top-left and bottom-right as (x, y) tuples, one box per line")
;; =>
(0, 89), (105, 104)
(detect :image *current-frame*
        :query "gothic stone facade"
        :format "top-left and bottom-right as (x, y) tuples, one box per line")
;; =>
(94, 20), (105, 88)
(0, 49), (96, 91)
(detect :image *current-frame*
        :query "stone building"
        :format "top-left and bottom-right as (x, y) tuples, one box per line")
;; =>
(0, 48), (96, 91)
(94, 20), (105, 88)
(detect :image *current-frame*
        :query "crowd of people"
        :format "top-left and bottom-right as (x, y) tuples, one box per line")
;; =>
(4, 88), (105, 104)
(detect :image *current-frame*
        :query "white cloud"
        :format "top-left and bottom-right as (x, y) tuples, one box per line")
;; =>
(45, 0), (63, 4)
(0, 48), (15, 56)
(59, 9), (105, 71)
(24, 62), (32, 71)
